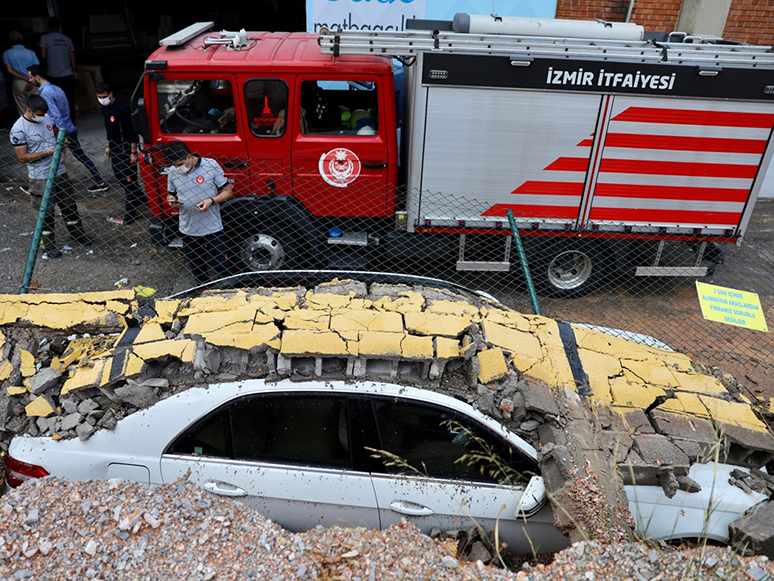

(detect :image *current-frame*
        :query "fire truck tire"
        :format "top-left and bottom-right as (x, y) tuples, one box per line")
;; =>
(534, 240), (604, 298)
(232, 220), (298, 272)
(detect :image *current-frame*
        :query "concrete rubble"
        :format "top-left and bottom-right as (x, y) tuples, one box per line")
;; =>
(1, 281), (774, 551)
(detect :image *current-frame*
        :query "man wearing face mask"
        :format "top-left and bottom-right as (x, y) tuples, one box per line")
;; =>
(10, 95), (92, 258)
(96, 83), (145, 225)
(164, 141), (233, 285)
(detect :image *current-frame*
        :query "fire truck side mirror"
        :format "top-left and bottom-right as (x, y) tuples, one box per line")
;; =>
(131, 98), (151, 144)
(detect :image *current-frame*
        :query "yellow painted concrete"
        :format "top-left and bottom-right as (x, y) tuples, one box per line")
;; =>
(61, 359), (108, 395)
(305, 292), (353, 310)
(19, 349), (36, 377)
(0, 301), (29, 325)
(404, 312), (472, 338)
(609, 376), (666, 408)
(184, 306), (259, 335)
(0, 360), (13, 381)
(372, 292), (424, 314)
(280, 330), (350, 356)
(426, 299), (480, 318)
(700, 396), (769, 432)
(149, 300), (181, 324)
(359, 332), (403, 357)
(78, 290), (134, 303)
(621, 359), (682, 388)
(204, 325), (282, 351)
(577, 349), (621, 404)
(133, 339), (196, 363)
(25, 396), (55, 417)
(483, 320), (543, 373)
(401, 334), (434, 359)
(482, 308), (532, 332)
(672, 372), (728, 395)
(132, 323), (167, 345)
(7, 385), (27, 395)
(478, 347), (509, 384)
(52, 337), (113, 372)
(105, 301), (129, 314)
(283, 310), (331, 331)
(330, 309), (404, 333)
(531, 321), (576, 389)
(435, 337), (461, 359)
(23, 303), (115, 330)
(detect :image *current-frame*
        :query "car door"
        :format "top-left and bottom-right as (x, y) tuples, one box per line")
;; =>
(160, 393), (379, 532)
(362, 396), (569, 555)
(290, 77), (393, 218)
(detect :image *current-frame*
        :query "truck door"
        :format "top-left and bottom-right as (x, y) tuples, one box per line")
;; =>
(241, 78), (292, 196)
(291, 77), (393, 218)
(151, 74), (250, 196)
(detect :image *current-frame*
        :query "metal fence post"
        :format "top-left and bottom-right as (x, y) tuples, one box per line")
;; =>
(19, 129), (67, 295)
(506, 209), (542, 316)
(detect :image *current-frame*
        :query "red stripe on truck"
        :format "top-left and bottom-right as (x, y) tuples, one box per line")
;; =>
(512, 181), (585, 196)
(593, 183), (751, 202)
(588, 207), (740, 225)
(603, 133), (767, 154)
(612, 107), (774, 128)
(599, 159), (758, 178)
(482, 204), (580, 219)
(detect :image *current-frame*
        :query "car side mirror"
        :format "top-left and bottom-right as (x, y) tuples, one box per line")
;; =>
(515, 475), (547, 519)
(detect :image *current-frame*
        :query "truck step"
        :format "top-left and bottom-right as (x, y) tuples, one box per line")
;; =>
(635, 266), (708, 277)
(456, 261), (511, 272)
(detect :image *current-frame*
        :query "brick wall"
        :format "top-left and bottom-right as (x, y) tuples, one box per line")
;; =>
(723, 0), (774, 45)
(555, 0), (774, 43)
(554, 0), (681, 31)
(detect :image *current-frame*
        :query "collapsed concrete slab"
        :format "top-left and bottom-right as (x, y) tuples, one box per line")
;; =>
(1, 282), (774, 550)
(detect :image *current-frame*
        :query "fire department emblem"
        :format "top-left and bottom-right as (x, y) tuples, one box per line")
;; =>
(318, 148), (361, 188)
(196, 175), (205, 184)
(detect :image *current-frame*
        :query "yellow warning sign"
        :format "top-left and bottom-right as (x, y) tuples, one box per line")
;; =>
(696, 282), (768, 332)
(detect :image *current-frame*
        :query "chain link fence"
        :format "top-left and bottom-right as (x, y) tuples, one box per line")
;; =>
(1, 130), (772, 393)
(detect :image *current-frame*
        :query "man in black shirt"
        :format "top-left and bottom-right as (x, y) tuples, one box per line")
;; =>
(97, 82), (145, 225)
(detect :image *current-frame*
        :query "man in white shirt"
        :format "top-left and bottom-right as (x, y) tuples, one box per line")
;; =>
(10, 95), (92, 258)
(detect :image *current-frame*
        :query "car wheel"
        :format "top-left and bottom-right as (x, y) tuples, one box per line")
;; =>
(233, 220), (298, 272)
(534, 240), (604, 298)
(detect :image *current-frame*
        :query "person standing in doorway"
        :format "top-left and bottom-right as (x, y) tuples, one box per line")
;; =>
(28, 64), (107, 193)
(10, 95), (93, 258)
(3, 31), (40, 117)
(164, 141), (233, 285)
(39, 16), (77, 120)
(96, 83), (145, 225)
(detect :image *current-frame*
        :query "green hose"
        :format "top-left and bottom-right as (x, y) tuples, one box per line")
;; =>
(506, 209), (542, 316)
(20, 129), (67, 294)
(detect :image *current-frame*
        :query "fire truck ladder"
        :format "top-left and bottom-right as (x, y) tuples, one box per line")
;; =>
(319, 28), (774, 68)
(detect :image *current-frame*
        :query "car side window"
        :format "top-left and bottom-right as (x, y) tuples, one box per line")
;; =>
(371, 398), (535, 484)
(300, 80), (378, 136)
(166, 408), (230, 457)
(230, 395), (350, 468)
(244, 79), (289, 137)
(157, 79), (237, 135)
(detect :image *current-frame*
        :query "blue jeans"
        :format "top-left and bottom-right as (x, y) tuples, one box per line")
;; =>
(67, 131), (104, 185)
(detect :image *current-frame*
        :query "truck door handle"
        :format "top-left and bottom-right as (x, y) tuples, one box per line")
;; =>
(223, 160), (249, 168)
(389, 500), (434, 516)
(203, 481), (248, 497)
(362, 162), (387, 169)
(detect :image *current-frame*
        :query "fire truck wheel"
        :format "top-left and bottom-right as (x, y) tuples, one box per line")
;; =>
(234, 221), (297, 272)
(535, 240), (604, 298)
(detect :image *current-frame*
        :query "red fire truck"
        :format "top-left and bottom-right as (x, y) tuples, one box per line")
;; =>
(131, 15), (774, 296)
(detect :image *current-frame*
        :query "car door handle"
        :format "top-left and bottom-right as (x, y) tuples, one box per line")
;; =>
(362, 162), (387, 169)
(223, 160), (249, 168)
(389, 501), (434, 516)
(203, 481), (248, 497)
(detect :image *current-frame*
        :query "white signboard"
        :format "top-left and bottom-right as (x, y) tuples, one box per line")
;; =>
(310, 0), (427, 33)
(307, 0), (557, 33)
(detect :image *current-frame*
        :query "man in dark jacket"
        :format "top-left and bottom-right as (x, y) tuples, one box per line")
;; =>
(96, 83), (146, 225)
